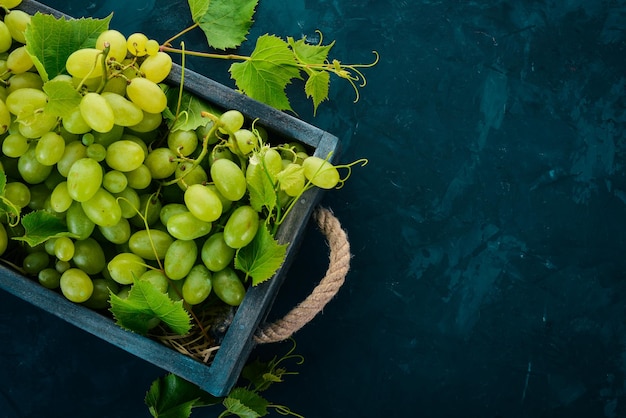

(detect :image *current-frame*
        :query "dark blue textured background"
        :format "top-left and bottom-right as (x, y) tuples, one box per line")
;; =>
(2, 0), (626, 417)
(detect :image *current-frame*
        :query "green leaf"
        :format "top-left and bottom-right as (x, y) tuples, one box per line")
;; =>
(229, 35), (301, 111)
(12, 210), (77, 247)
(245, 159), (276, 213)
(275, 160), (305, 194)
(25, 12), (111, 82)
(223, 388), (269, 418)
(304, 70), (330, 116)
(146, 373), (220, 418)
(162, 85), (222, 132)
(287, 37), (334, 65)
(192, 0), (258, 50)
(110, 279), (192, 335)
(235, 223), (287, 286)
(43, 80), (82, 118)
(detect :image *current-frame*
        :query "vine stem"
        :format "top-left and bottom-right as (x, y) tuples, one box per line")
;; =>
(160, 46), (250, 62)
(161, 22), (201, 48)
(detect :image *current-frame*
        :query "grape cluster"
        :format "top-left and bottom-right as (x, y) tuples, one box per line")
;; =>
(0, 4), (344, 323)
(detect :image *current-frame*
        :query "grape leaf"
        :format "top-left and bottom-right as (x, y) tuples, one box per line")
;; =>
(25, 12), (111, 82)
(304, 70), (330, 115)
(229, 35), (301, 111)
(191, 0), (258, 50)
(246, 159), (276, 213)
(110, 279), (191, 335)
(146, 373), (220, 418)
(287, 37), (334, 65)
(235, 223), (287, 286)
(162, 85), (221, 132)
(43, 80), (82, 118)
(275, 163), (305, 194)
(12, 210), (78, 247)
(223, 388), (268, 418)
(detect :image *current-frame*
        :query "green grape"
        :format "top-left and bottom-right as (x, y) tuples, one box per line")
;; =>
(105, 139), (145, 172)
(263, 148), (283, 180)
(139, 51), (172, 83)
(66, 48), (104, 79)
(208, 146), (236, 166)
(18, 145), (53, 184)
(302, 156), (340, 189)
(124, 164), (152, 189)
(144, 147), (177, 179)
(59, 268), (94, 303)
(174, 162), (208, 190)
(182, 265), (212, 305)
(18, 110), (58, 139)
(210, 159), (247, 201)
(95, 29), (127, 62)
(0, 223), (6, 257)
(55, 259), (71, 274)
(54, 236), (75, 262)
(121, 134), (149, 157)
(102, 76), (128, 96)
(86, 143), (107, 162)
(38, 268), (61, 289)
(5, 87), (47, 116)
(233, 128), (258, 155)
(4, 10), (30, 44)
(2, 132), (29, 157)
(167, 129), (198, 156)
(6, 72), (43, 93)
(128, 111), (162, 133)
(114, 186), (141, 218)
(81, 187), (122, 227)
(126, 32), (149, 57)
(72, 237), (106, 274)
(0, 21), (12, 53)
(108, 252), (146, 285)
(82, 278), (118, 310)
(66, 157), (103, 202)
(80, 92), (115, 133)
(82, 133), (95, 146)
(166, 211), (212, 240)
(6, 46), (32, 74)
(159, 203), (187, 225)
(44, 237), (58, 256)
(3, 181), (30, 208)
(62, 107), (91, 135)
(126, 77), (167, 113)
(164, 239), (198, 280)
(129, 193), (162, 227)
(279, 163), (305, 197)
(218, 110), (244, 134)
(92, 124), (124, 147)
(35, 132), (65, 166)
(66, 201), (96, 240)
(211, 267), (245, 306)
(184, 184), (223, 222)
(101, 92), (144, 127)
(0, 0), (22, 8)
(98, 217), (131, 244)
(128, 229), (173, 260)
(50, 181), (73, 212)
(223, 205), (259, 249)
(145, 39), (160, 56)
(201, 232), (236, 272)
(102, 170), (128, 193)
(22, 251), (49, 275)
(139, 270), (168, 293)
(57, 141), (87, 177)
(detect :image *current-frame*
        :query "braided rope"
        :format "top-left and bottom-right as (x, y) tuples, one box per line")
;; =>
(254, 207), (351, 344)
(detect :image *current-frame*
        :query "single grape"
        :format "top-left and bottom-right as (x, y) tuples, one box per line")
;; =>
(211, 267), (245, 306)
(113, 186), (141, 218)
(167, 129), (198, 156)
(81, 187), (122, 227)
(18, 145), (53, 184)
(38, 268), (61, 290)
(50, 181), (73, 213)
(144, 147), (177, 179)
(54, 236), (75, 262)
(98, 217), (131, 244)
(174, 162), (207, 190)
(139, 270), (169, 293)
(166, 211), (212, 240)
(5, 87), (47, 116)
(86, 143), (107, 162)
(145, 39), (160, 56)
(72, 237), (106, 274)
(62, 107), (92, 135)
(101, 92), (144, 127)
(0, 0), (23, 9)
(80, 92), (115, 133)
(6, 46), (33, 74)
(108, 252), (147, 285)
(23, 251), (49, 275)
(210, 159), (246, 201)
(139, 51), (172, 83)
(223, 205), (259, 249)
(105, 139), (146, 172)
(57, 141), (87, 177)
(201, 232), (236, 272)
(65, 201), (96, 240)
(102, 170), (128, 193)
(66, 157), (103, 202)
(126, 32), (149, 57)
(128, 229), (173, 261)
(4, 10), (30, 44)
(0, 21), (12, 53)
(302, 156), (340, 189)
(60, 268), (94, 303)
(3, 181), (30, 208)
(126, 77), (167, 113)
(6, 72), (43, 93)
(18, 110), (58, 139)
(124, 164), (152, 189)
(182, 265), (212, 305)
(128, 111), (162, 133)
(159, 203), (188, 225)
(35, 132), (65, 166)
(164, 239), (198, 280)
(218, 110), (244, 134)
(2, 132), (29, 157)
(233, 128), (258, 155)
(263, 148), (283, 180)
(95, 30), (127, 62)
(184, 184), (223, 222)
(66, 48), (105, 79)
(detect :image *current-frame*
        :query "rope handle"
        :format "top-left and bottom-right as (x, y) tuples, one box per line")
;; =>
(254, 207), (351, 344)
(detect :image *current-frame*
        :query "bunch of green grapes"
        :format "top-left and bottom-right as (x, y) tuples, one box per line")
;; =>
(0, 3), (348, 329)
